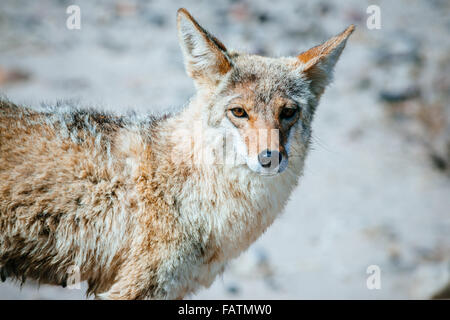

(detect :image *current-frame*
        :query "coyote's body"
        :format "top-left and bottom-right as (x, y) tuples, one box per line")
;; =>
(0, 9), (353, 299)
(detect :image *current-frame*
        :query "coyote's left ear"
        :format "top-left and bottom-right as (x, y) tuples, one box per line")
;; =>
(297, 25), (355, 97)
(177, 8), (232, 90)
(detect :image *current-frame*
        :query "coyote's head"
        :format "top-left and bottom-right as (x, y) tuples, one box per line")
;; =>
(176, 8), (353, 176)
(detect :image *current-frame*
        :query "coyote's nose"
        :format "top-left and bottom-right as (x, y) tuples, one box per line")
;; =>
(258, 149), (282, 168)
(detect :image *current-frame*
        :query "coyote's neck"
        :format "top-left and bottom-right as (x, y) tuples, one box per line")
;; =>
(153, 98), (302, 263)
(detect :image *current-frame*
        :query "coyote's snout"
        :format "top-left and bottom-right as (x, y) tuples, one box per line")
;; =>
(0, 8), (353, 299)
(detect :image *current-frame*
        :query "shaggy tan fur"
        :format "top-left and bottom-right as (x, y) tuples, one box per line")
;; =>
(0, 8), (353, 299)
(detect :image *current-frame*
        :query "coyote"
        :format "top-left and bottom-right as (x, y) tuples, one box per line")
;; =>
(0, 8), (353, 299)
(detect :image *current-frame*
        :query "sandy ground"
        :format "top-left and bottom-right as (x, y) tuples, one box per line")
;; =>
(0, 0), (449, 299)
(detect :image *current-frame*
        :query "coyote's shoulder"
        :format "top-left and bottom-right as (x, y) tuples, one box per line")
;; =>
(0, 8), (353, 299)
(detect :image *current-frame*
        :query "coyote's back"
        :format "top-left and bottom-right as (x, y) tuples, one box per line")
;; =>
(0, 100), (135, 293)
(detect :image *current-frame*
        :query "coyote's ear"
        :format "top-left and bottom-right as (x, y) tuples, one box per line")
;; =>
(177, 8), (232, 89)
(297, 25), (354, 97)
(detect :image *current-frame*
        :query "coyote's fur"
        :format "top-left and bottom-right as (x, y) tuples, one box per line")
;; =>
(0, 8), (353, 299)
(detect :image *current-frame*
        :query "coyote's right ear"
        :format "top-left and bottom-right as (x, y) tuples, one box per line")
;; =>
(177, 8), (232, 89)
(297, 25), (354, 98)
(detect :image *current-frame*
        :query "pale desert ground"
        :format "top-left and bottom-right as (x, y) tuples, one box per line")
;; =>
(0, 0), (449, 299)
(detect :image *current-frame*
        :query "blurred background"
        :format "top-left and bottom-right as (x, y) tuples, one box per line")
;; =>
(0, 0), (449, 299)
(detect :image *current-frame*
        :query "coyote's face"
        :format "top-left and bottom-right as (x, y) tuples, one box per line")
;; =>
(177, 9), (353, 175)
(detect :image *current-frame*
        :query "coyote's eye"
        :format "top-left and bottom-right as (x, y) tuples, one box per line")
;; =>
(280, 107), (298, 120)
(230, 107), (248, 118)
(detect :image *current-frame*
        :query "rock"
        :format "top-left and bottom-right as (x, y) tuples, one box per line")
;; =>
(430, 153), (447, 172)
(0, 67), (31, 85)
(432, 282), (450, 299)
(115, 1), (137, 18)
(379, 86), (421, 103)
(225, 284), (240, 295)
(229, 2), (250, 22)
(256, 12), (270, 24)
